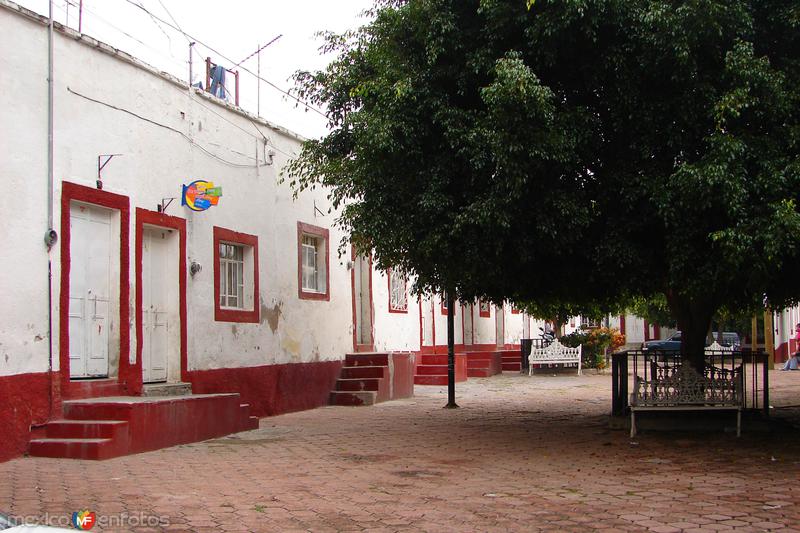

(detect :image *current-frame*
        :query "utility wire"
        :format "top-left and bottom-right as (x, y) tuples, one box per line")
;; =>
(67, 86), (264, 168)
(121, 0), (327, 118)
(154, 0), (190, 43)
(134, 0), (172, 47)
(69, 1), (186, 71)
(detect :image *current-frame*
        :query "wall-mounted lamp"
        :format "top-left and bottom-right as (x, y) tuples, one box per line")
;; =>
(190, 261), (202, 277)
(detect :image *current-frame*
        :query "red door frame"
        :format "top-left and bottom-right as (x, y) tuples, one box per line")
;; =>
(59, 182), (131, 399)
(135, 208), (188, 390)
(350, 247), (374, 352)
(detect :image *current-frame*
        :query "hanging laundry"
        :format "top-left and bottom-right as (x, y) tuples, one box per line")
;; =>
(210, 65), (227, 99)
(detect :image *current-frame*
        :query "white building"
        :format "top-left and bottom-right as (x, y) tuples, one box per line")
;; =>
(0, 0), (543, 462)
(0, 0), (681, 462)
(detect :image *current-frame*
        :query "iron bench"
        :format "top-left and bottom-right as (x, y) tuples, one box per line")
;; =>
(528, 339), (582, 376)
(629, 363), (743, 438)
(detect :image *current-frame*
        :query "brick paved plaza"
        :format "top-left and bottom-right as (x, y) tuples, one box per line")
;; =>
(2, 371), (799, 532)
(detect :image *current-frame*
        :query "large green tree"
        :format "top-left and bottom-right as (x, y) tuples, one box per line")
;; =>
(288, 0), (800, 370)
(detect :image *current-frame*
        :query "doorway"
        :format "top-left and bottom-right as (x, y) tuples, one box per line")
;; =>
(462, 304), (474, 347)
(68, 201), (119, 378)
(495, 304), (505, 349)
(352, 252), (373, 350)
(141, 226), (180, 383)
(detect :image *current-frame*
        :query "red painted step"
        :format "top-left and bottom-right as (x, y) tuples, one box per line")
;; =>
(330, 353), (392, 407)
(335, 378), (382, 392)
(414, 375), (449, 386)
(341, 366), (386, 379)
(420, 354), (449, 365)
(345, 353), (390, 367)
(28, 438), (122, 461)
(29, 393), (260, 460)
(502, 362), (522, 371)
(329, 391), (377, 406)
(239, 404), (259, 431)
(416, 365), (449, 375)
(466, 352), (502, 377)
(43, 420), (128, 440)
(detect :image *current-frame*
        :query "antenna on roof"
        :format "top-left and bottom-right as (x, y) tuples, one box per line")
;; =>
(235, 35), (282, 116)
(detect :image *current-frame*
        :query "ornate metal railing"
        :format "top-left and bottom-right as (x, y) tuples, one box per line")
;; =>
(611, 349), (769, 417)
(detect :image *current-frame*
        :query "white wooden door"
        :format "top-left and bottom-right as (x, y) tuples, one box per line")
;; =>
(142, 227), (169, 383)
(421, 298), (434, 347)
(462, 304), (473, 346)
(354, 254), (372, 346)
(69, 203), (111, 378)
(495, 305), (505, 348)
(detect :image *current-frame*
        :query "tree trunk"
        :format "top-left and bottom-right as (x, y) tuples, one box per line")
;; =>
(665, 290), (715, 373)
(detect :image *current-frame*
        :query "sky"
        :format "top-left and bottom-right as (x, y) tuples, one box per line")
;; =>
(16, 0), (376, 138)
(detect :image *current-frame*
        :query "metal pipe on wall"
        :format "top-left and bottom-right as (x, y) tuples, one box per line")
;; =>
(46, 0), (56, 416)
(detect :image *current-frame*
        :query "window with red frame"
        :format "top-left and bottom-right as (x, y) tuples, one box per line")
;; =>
(213, 226), (259, 323)
(388, 269), (408, 313)
(297, 222), (330, 301)
(479, 300), (491, 318)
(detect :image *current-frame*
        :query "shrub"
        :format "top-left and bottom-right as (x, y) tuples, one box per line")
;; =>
(561, 327), (625, 369)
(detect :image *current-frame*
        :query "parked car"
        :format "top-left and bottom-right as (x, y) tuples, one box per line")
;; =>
(642, 331), (740, 351)
(1, 512), (74, 532)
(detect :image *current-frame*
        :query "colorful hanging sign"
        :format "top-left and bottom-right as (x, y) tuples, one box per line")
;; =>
(182, 180), (222, 211)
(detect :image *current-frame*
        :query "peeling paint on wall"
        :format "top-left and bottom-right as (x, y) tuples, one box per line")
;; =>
(261, 301), (282, 334)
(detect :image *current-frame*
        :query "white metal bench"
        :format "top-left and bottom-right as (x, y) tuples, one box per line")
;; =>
(630, 364), (743, 438)
(705, 341), (733, 354)
(528, 339), (582, 376)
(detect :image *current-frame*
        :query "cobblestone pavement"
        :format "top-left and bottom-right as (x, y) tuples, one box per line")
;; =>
(2, 371), (799, 533)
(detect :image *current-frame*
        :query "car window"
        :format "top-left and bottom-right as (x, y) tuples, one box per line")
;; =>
(1, 512), (17, 530)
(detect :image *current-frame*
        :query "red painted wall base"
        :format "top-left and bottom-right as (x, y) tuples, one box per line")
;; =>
(0, 372), (55, 463)
(186, 360), (344, 417)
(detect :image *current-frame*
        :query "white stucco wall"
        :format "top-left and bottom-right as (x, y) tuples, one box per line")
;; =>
(0, 6), (57, 376)
(0, 4), (354, 377)
(471, 303), (497, 346)
(370, 270), (421, 352)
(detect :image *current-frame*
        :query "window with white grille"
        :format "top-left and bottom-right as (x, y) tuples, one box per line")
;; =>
(213, 226), (258, 323)
(389, 269), (407, 312)
(581, 316), (601, 329)
(297, 222), (330, 301)
(302, 235), (321, 292)
(219, 243), (245, 309)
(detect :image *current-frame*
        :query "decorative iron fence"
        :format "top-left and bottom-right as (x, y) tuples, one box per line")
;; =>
(611, 350), (769, 417)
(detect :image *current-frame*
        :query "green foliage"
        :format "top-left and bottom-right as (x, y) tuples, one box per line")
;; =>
(287, 0), (800, 358)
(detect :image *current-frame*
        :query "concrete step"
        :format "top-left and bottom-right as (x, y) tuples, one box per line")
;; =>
(28, 438), (121, 460)
(345, 353), (390, 367)
(335, 378), (382, 392)
(44, 420), (128, 440)
(329, 391), (377, 406)
(142, 382), (193, 397)
(341, 366), (387, 379)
